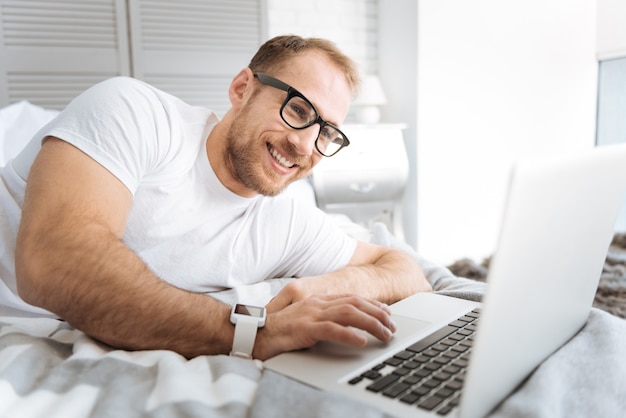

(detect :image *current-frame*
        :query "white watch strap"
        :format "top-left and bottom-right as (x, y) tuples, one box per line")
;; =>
(230, 316), (259, 359)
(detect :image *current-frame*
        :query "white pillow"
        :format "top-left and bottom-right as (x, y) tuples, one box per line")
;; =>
(0, 101), (60, 165)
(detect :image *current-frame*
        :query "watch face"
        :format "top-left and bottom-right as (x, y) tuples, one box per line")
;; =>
(235, 304), (265, 318)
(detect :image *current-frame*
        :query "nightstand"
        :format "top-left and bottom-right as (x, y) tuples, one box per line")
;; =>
(312, 124), (409, 240)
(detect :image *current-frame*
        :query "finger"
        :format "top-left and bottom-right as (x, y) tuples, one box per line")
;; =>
(320, 300), (395, 342)
(266, 293), (290, 314)
(328, 295), (397, 334)
(307, 320), (370, 347)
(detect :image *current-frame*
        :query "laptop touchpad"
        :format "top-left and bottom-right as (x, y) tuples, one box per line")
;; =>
(310, 315), (432, 358)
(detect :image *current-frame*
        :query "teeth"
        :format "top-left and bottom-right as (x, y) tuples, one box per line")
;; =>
(270, 146), (296, 168)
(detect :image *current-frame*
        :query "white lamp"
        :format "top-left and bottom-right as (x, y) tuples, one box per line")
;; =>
(353, 75), (387, 124)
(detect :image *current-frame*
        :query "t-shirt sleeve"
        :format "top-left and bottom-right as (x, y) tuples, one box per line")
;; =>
(268, 197), (358, 278)
(40, 77), (173, 194)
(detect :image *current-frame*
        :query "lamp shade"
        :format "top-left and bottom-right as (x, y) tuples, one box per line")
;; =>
(354, 75), (387, 106)
(353, 75), (387, 124)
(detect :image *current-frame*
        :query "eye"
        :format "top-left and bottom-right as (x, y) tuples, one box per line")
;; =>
(320, 126), (332, 139)
(283, 96), (315, 126)
(289, 102), (308, 121)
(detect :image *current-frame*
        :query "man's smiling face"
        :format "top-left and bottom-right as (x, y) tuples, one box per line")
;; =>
(223, 51), (352, 197)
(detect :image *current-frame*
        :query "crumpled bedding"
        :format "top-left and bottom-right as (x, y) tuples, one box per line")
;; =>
(1, 224), (625, 417)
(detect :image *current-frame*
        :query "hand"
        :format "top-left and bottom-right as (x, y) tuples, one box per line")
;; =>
(265, 277), (322, 313)
(253, 294), (397, 360)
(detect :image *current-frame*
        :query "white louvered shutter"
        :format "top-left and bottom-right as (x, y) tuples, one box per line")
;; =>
(128, 0), (265, 117)
(0, 0), (131, 109)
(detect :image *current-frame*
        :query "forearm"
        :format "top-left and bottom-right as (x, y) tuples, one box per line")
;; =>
(347, 251), (429, 302)
(16, 219), (233, 358)
(316, 248), (431, 304)
(268, 246), (431, 313)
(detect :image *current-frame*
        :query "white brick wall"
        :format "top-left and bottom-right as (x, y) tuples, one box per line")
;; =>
(266, 0), (378, 74)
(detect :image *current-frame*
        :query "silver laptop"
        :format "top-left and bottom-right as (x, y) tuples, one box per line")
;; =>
(264, 143), (626, 418)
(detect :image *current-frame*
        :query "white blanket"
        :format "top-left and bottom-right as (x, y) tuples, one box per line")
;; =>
(1, 224), (625, 417)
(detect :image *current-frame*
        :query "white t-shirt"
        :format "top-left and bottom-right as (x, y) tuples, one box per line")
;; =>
(0, 77), (356, 316)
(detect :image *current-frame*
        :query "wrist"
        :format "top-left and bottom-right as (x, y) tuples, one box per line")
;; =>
(229, 304), (266, 359)
(250, 322), (279, 361)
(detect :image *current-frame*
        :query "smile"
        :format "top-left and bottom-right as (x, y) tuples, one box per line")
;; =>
(268, 144), (297, 169)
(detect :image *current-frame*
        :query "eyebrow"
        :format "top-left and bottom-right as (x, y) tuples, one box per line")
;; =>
(255, 72), (342, 128)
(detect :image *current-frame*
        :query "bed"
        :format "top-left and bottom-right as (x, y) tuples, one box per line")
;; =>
(1, 101), (626, 417)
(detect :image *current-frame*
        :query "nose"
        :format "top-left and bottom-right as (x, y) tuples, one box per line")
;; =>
(286, 124), (319, 156)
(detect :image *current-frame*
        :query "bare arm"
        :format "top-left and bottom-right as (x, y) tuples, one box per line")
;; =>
(266, 241), (432, 313)
(15, 137), (395, 359)
(15, 137), (238, 357)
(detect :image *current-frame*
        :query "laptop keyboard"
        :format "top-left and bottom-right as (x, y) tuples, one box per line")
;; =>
(348, 308), (480, 416)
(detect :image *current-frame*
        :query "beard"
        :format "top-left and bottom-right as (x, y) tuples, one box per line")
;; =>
(224, 104), (312, 197)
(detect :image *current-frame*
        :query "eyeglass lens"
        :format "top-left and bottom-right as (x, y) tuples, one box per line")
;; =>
(281, 95), (346, 157)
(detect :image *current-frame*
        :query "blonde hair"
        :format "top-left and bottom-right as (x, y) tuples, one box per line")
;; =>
(248, 35), (360, 99)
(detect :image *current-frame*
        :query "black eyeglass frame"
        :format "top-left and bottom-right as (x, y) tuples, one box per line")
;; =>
(253, 72), (350, 157)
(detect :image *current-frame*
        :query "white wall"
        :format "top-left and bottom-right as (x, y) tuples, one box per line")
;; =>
(267, 1), (600, 266)
(596, 0), (626, 232)
(597, 0), (626, 60)
(266, 0), (378, 74)
(378, 0), (418, 248)
(415, 0), (598, 265)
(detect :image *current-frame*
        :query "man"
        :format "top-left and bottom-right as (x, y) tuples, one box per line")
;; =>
(1, 35), (431, 360)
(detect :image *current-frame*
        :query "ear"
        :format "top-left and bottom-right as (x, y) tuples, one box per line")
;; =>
(228, 68), (255, 110)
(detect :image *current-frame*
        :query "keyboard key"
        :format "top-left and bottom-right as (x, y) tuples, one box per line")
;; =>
(423, 348), (440, 357)
(384, 357), (404, 367)
(404, 360), (420, 370)
(348, 376), (363, 385)
(366, 374), (399, 392)
(414, 354), (430, 363)
(440, 338), (456, 346)
(402, 375), (421, 385)
(413, 368), (432, 379)
(437, 404), (455, 415)
(423, 362), (443, 371)
(445, 380), (463, 391)
(433, 371), (451, 381)
(411, 386), (431, 397)
(393, 367), (411, 377)
(383, 382), (411, 398)
(442, 365), (461, 374)
(419, 395), (445, 411)
(399, 392), (421, 405)
(435, 388), (455, 399)
(459, 314), (476, 322)
(422, 378), (441, 389)
(394, 350), (415, 360)
(448, 394), (461, 407)
(450, 345), (469, 353)
(453, 359), (469, 368)
(361, 370), (382, 380)
(406, 326), (457, 353)
(433, 356), (452, 365)
(441, 351), (460, 360)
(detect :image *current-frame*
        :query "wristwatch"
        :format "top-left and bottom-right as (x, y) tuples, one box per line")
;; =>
(229, 303), (266, 359)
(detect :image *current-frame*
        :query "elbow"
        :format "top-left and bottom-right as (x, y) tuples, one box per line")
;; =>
(14, 238), (50, 309)
(15, 262), (39, 308)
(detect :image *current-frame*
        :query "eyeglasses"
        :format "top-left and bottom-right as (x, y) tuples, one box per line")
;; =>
(253, 72), (350, 157)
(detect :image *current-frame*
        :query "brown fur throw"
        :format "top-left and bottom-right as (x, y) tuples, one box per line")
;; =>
(447, 233), (626, 319)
